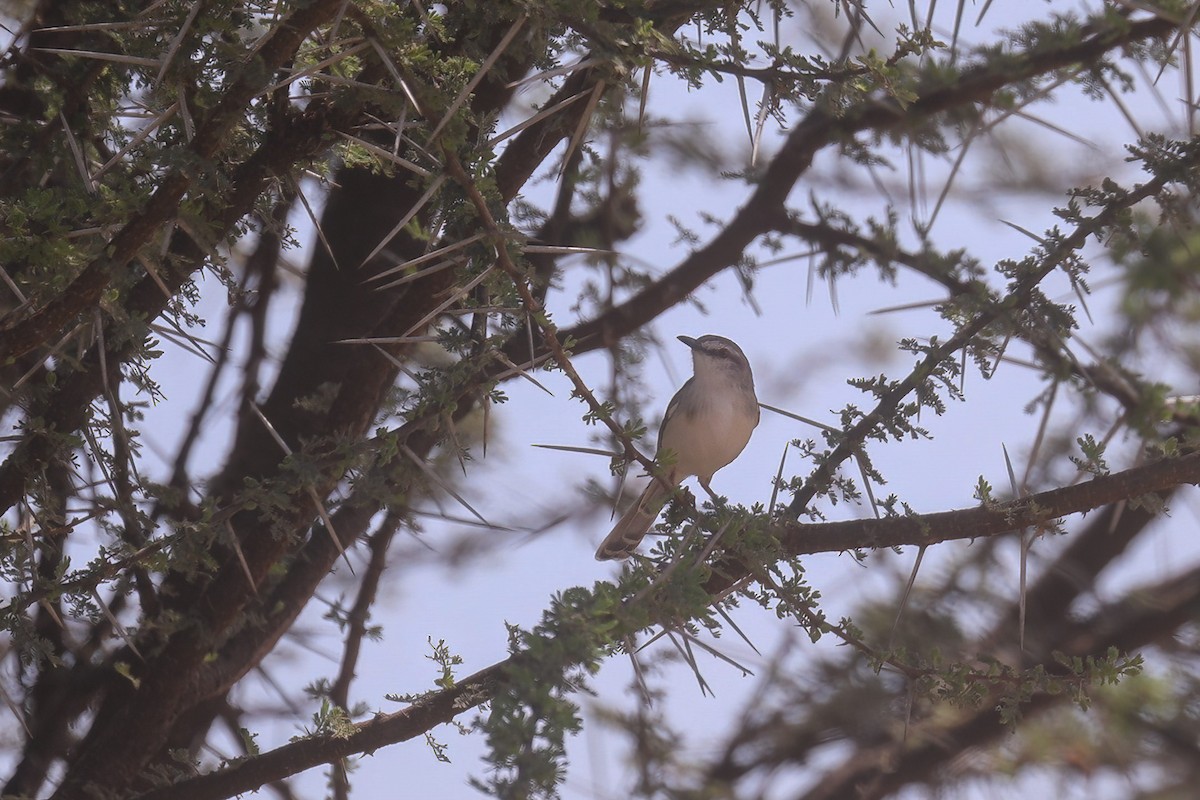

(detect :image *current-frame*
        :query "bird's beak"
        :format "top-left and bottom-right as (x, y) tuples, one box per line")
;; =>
(677, 335), (700, 351)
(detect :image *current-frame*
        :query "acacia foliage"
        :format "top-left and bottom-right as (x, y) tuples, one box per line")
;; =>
(0, 2), (1199, 799)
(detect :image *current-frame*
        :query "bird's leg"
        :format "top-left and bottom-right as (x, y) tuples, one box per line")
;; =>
(697, 477), (722, 506)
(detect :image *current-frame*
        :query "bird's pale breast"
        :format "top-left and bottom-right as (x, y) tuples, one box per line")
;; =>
(661, 394), (756, 480)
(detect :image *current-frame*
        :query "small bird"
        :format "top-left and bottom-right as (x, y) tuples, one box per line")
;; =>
(596, 334), (759, 560)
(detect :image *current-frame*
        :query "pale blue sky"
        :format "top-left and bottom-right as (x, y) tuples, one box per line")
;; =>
(6, 3), (1196, 799)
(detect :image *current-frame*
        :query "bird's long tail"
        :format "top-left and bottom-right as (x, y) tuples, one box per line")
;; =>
(595, 477), (674, 560)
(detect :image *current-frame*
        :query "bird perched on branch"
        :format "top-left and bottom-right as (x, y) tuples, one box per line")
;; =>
(596, 334), (759, 560)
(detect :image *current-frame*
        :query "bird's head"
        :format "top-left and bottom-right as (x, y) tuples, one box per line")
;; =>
(678, 334), (754, 383)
